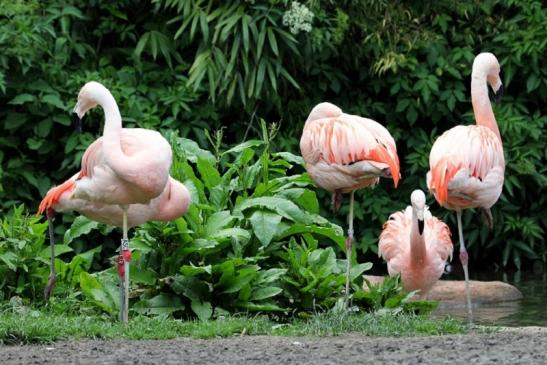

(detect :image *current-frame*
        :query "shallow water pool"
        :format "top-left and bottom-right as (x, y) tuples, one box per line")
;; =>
(433, 270), (547, 327)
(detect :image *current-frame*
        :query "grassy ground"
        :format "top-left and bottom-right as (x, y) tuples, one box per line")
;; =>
(0, 308), (470, 345)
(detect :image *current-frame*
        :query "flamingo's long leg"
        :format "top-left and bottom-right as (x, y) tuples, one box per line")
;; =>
(457, 210), (473, 324)
(123, 206), (130, 322)
(44, 209), (57, 300)
(118, 205), (130, 322)
(344, 191), (355, 307)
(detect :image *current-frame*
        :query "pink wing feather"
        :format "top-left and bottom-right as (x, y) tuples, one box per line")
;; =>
(428, 125), (504, 209)
(300, 104), (400, 190)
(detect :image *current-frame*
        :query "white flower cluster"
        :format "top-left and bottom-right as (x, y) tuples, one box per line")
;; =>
(282, 1), (314, 35)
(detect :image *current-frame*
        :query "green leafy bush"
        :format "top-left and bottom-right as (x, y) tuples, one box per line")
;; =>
(74, 124), (375, 319)
(0, 205), (49, 300)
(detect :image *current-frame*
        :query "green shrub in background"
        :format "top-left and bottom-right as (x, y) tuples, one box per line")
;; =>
(0, 0), (545, 274)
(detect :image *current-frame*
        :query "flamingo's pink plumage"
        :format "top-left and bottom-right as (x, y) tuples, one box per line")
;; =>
(379, 190), (453, 295)
(38, 172), (190, 228)
(300, 102), (400, 192)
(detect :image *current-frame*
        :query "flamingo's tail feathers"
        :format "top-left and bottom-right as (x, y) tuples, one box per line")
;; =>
(38, 179), (75, 215)
(430, 158), (460, 204)
(370, 145), (400, 188)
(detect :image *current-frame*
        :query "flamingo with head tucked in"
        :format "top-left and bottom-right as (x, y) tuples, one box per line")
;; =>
(300, 102), (400, 305)
(379, 189), (453, 295)
(38, 172), (190, 297)
(427, 52), (505, 322)
(38, 81), (182, 322)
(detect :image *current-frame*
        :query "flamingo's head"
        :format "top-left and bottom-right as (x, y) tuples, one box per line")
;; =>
(410, 189), (426, 234)
(473, 52), (503, 103)
(73, 81), (108, 119)
(305, 102), (343, 125)
(156, 178), (192, 221)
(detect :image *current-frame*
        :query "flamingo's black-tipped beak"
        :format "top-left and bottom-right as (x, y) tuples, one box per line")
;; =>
(418, 218), (424, 235)
(494, 84), (504, 103)
(72, 112), (82, 133)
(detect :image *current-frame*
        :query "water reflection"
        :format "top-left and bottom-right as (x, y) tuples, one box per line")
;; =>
(434, 270), (547, 327)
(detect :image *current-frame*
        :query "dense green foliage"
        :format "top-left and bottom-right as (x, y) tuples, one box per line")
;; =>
(2, 131), (431, 318)
(0, 0), (545, 316)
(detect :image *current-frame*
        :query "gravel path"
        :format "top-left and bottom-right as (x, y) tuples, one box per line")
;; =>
(2, 327), (546, 365)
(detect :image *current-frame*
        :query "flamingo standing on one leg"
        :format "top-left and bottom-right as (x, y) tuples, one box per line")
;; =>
(38, 81), (174, 322)
(38, 173), (190, 298)
(427, 52), (505, 322)
(378, 189), (453, 295)
(300, 102), (400, 305)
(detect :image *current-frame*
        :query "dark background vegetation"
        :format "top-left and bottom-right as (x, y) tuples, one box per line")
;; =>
(0, 0), (545, 316)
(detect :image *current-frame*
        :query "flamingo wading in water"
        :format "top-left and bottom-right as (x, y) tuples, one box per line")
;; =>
(300, 102), (400, 305)
(427, 52), (505, 321)
(38, 81), (177, 322)
(379, 189), (453, 295)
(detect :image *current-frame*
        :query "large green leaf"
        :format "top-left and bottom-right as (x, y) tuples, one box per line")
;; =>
(180, 264), (212, 277)
(196, 156), (222, 190)
(175, 137), (215, 163)
(79, 272), (117, 314)
(170, 275), (210, 301)
(130, 268), (157, 285)
(203, 211), (234, 236)
(350, 262), (373, 281)
(8, 94), (35, 105)
(210, 228), (250, 243)
(39, 244), (73, 259)
(191, 299), (213, 320)
(41, 94), (65, 109)
(221, 272), (256, 294)
(133, 293), (184, 315)
(0, 252), (18, 270)
(249, 210), (281, 246)
(222, 140), (263, 155)
(234, 196), (312, 224)
(63, 216), (100, 245)
(250, 286), (283, 301)
(276, 223), (345, 250)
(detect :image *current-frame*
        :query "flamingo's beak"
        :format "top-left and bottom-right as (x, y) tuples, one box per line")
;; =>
(72, 113), (82, 133)
(418, 218), (424, 235)
(494, 83), (504, 103)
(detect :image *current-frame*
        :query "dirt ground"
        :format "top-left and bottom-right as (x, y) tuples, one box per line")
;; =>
(2, 327), (546, 365)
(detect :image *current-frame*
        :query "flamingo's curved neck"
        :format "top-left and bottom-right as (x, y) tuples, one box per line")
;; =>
(471, 73), (501, 141)
(94, 87), (131, 176)
(98, 90), (123, 141)
(410, 210), (426, 265)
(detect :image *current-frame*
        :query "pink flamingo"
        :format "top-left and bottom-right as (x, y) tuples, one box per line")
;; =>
(378, 189), (453, 295)
(39, 174), (190, 229)
(427, 52), (505, 321)
(300, 102), (400, 304)
(38, 81), (177, 321)
(38, 173), (190, 301)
